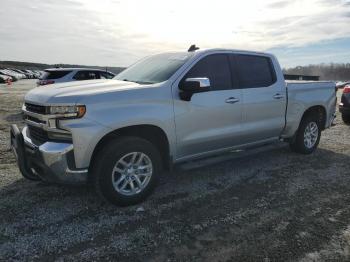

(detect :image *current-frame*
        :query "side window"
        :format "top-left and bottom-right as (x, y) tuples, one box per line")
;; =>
(93, 71), (101, 79)
(235, 55), (276, 88)
(184, 54), (232, 90)
(100, 71), (114, 79)
(73, 71), (98, 80)
(99, 72), (107, 79)
(41, 70), (72, 80)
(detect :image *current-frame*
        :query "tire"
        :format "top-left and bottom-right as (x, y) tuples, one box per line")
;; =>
(289, 114), (321, 154)
(92, 136), (162, 206)
(21, 168), (42, 181)
(341, 113), (350, 125)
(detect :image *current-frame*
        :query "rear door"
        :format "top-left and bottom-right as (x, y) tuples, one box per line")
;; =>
(231, 54), (286, 143)
(173, 53), (243, 160)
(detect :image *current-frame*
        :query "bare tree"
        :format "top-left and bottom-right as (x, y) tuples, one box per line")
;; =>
(283, 63), (350, 81)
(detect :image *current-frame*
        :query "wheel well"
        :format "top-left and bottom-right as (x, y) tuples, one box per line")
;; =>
(90, 125), (171, 172)
(302, 105), (327, 130)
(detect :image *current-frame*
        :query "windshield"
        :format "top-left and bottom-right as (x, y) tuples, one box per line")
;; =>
(114, 52), (194, 84)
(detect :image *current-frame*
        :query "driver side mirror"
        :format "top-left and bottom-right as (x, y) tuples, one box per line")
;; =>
(179, 77), (211, 101)
(179, 77), (211, 93)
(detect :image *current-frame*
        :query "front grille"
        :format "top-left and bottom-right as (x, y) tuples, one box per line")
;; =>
(26, 115), (46, 124)
(28, 125), (48, 144)
(25, 103), (48, 114)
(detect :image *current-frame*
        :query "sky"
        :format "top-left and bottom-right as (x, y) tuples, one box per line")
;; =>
(0, 0), (350, 68)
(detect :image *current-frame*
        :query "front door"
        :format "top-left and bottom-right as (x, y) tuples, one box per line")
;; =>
(173, 53), (243, 160)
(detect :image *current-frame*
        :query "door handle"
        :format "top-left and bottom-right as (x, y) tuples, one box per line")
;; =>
(225, 97), (240, 104)
(273, 93), (284, 99)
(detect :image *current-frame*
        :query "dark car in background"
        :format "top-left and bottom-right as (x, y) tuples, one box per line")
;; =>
(339, 84), (350, 124)
(37, 68), (115, 86)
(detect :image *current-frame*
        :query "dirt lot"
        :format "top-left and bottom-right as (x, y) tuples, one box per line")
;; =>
(0, 79), (350, 261)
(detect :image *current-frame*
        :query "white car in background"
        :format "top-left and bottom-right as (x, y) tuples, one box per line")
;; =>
(37, 68), (116, 86)
(0, 69), (23, 81)
(0, 73), (12, 83)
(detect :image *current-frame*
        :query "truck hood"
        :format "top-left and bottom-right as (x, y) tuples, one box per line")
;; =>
(25, 79), (147, 104)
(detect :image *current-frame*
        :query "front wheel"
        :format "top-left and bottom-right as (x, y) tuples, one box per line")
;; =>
(289, 114), (321, 154)
(21, 168), (42, 181)
(92, 137), (162, 206)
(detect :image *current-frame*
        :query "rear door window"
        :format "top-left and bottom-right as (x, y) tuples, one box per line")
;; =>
(73, 71), (99, 80)
(183, 54), (232, 91)
(41, 70), (72, 80)
(234, 55), (276, 88)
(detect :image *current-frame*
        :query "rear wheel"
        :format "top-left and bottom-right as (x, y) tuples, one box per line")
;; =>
(92, 137), (162, 206)
(289, 114), (321, 154)
(341, 113), (350, 125)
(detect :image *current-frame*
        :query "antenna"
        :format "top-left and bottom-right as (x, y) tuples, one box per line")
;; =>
(188, 44), (199, 52)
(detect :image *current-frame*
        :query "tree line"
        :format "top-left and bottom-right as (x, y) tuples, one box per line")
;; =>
(0, 61), (125, 75)
(283, 63), (350, 81)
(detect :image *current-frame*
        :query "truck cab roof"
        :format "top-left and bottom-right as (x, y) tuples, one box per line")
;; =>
(189, 48), (274, 57)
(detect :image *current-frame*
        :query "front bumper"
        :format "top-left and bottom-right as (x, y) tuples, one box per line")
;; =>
(10, 124), (88, 184)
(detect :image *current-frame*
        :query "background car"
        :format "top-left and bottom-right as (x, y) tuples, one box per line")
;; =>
(0, 69), (19, 81)
(336, 81), (350, 89)
(8, 69), (26, 79)
(27, 70), (41, 78)
(0, 73), (12, 83)
(10, 69), (32, 79)
(37, 68), (115, 86)
(25, 69), (42, 79)
(339, 84), (350, 124)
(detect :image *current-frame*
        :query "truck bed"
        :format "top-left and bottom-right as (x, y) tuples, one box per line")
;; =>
(282, 80), (337, 138)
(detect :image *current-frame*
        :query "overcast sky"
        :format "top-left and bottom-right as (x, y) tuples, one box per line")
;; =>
(1, 0), (350, 68)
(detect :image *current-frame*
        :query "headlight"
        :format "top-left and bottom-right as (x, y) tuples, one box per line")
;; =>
(49, 105), (86, 118)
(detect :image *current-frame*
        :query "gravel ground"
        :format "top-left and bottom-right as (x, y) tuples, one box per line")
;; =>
(1, 79), (350, 261)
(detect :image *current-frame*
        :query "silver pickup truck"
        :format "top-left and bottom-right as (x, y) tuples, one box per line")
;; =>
(11, 48), (337, 206)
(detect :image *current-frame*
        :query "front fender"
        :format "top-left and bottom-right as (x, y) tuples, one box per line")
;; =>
(60, 101), (176, 169)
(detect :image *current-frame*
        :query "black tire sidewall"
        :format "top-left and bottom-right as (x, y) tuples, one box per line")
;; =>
(21, 170), (42, 181)
(93, 137), (162, 206)
(342, 113), (350, 125)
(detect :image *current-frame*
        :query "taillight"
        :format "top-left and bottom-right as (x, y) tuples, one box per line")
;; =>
(343, 86), (350, 94)
(40, 80), (55, 85)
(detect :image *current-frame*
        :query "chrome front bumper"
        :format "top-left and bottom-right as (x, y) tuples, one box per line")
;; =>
(10, 125), (88, 184)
